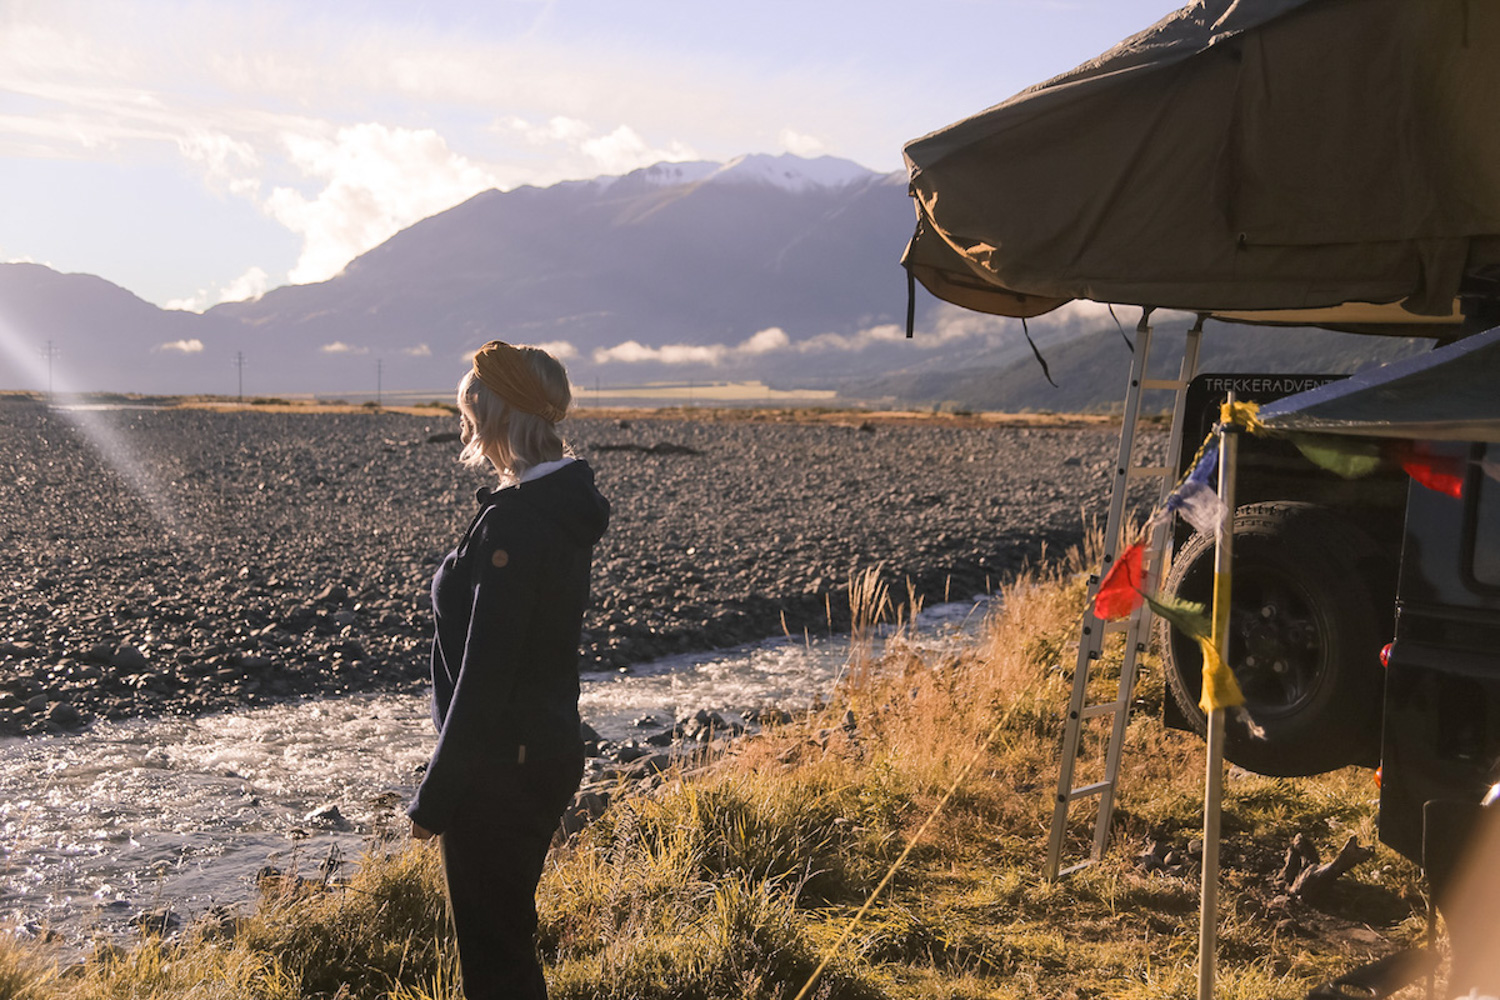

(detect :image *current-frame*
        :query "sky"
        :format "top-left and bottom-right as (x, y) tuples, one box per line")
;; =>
(1, 0), (1182, 312)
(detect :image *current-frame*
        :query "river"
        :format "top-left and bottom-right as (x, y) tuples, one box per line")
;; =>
(0, 597), (990, 949)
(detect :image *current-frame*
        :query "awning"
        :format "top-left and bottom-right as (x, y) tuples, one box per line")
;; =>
(1256, 327), (1500, 443)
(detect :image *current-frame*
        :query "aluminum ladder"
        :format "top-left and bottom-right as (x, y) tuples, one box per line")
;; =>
(1043, 312), (1203, 880)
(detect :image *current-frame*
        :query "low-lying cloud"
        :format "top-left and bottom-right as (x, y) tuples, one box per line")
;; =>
(593, 327), (788, 366)
(154, 339), (205, 354)
(586, 301), (1143, 368)
(164, 266), (271, 313)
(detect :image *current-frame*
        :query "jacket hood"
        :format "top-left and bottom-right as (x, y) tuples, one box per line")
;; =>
(493, 459), (610, 546)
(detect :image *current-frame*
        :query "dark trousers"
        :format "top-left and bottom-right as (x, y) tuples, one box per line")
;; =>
(440, 753), (584, 1000)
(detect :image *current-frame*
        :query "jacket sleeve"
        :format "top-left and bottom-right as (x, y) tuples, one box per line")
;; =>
(408, 506), (542, 834)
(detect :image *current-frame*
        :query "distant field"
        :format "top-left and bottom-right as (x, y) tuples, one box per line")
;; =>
(1, 388), (1120, 429)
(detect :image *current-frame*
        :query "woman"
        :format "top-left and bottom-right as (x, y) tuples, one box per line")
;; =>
(408, 340), (610, 1000)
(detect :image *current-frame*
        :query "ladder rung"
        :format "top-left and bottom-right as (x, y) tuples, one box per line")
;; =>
(1101, 620), (1133, 633)
(1080, 700), (1124, 720)
(1067, 781), (1112, 801)
(1056, 860), (1097, 878)
(1126, 465), (1170, 479)
(1140, 378), (1187, 390)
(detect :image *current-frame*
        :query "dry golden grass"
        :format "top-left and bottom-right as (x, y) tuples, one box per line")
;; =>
(4, 547), (1429, 999)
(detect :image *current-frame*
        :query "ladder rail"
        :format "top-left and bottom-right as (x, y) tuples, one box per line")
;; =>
(1086, 320), (1203, 862)
(1044, 316), (1157, 880)
(1043, 314), (1204, 880)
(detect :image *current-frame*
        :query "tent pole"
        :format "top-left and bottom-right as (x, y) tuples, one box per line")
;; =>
(1199, 394), (1238, 1000)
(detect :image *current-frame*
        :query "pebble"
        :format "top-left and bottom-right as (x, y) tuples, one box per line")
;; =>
(0, 401), (1160, 735)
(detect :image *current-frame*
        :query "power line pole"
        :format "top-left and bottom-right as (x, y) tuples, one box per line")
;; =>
(232, 351), (247, 403)
(39, 340), (61, 399)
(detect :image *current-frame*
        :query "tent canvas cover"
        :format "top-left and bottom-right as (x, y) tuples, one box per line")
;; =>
(902, 0), (1500, 335)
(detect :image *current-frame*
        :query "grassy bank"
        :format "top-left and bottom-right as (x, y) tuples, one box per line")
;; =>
(2, 550), (1427, 999)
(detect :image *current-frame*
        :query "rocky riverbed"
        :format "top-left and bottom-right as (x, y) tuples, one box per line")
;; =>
(0, 398), (1158, 735)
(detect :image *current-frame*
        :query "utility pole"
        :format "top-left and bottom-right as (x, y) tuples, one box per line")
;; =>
(376, 358), (383, 408)
(232, 351), (247, 403)
(39, 340), (61, 400)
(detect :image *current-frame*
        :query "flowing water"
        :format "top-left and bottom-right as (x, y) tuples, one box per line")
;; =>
(0, 597), (991, 949)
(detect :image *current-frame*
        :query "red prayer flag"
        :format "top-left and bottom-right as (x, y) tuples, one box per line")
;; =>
(1393, 443), (1466, 499)
(1094, 542), (1145, 620)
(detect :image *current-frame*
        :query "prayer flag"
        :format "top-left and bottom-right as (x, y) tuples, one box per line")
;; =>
(1094, 542), (1144, 620)
(1197, 636), (1246, 713)
(1393, 444), (1466, 498)
(1288, 433), (1384, 479)
(1145, 594), (1247, 713)
(1164, 443), (1227, 535)
(1145, 592), (1211, 640)
(1169, 481), (1227, 536)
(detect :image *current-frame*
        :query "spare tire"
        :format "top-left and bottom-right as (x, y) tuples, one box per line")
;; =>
(1160, 501), (1390, 776)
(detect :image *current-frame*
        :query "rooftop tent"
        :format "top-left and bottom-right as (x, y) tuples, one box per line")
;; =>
(1257, 325), (1500, 442)
(902, 0), (1500, 335)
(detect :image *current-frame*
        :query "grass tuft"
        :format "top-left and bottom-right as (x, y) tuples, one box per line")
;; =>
(4, 547), (1430, 998)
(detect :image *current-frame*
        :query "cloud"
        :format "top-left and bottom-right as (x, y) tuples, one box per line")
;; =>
(588, 302), (1140, 368)
(497, 117), (699, 177)
(219, 266), (271, 304)
(154, 338), (204, 354)
(593, 327), (787, 366)
(320, 341), (368, 355)
(739, 327), (790, 355)
(794, 323), (909, 353)
(779, 129), (825, 158)
(163, 266), (271, 313)
(501, 116), (593, 146)
(531, 340), (578, 360)
(177, 131), (261, 197)
(400, 344), (432, 357)
(264, 123), (501, 284)
(580, 125), (698, 176)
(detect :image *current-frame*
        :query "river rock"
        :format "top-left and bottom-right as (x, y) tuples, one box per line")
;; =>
(302, 804), (352, 831)
(0, 402), (1153, 733)
(46, 701), (83, 729)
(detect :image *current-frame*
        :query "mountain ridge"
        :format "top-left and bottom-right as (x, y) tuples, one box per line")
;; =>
(0, 153), (1432, 400)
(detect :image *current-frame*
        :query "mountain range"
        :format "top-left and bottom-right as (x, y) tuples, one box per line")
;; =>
(0, 152), (1429, 408)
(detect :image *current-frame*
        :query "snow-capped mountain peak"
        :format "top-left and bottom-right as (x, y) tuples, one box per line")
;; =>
(705, 153), (878, 192)
(614, 160), (721, 190)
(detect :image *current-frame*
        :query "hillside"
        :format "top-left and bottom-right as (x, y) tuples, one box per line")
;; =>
(848, 314), (1434, 412)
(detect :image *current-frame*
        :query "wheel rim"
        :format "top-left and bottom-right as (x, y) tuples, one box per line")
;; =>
(1225, 566), (1329, 718)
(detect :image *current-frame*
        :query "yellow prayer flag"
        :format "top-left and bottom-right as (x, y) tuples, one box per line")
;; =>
(1197, 636), (1245, 713)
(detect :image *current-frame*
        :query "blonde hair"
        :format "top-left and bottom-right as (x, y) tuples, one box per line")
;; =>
(457, 345), (571, 480)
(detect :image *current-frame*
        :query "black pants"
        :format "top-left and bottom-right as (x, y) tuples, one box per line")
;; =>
(440, 753), (584, 1000)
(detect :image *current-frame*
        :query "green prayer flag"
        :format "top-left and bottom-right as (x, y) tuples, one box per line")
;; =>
(1144, 592), (1212, 642)
(1287, 433), (1384, 479)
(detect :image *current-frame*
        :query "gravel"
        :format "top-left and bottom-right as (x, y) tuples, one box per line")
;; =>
(0, 399), (1159, 734)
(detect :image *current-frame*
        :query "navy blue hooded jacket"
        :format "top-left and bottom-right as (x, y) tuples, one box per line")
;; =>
(408, 459), (610, 835)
